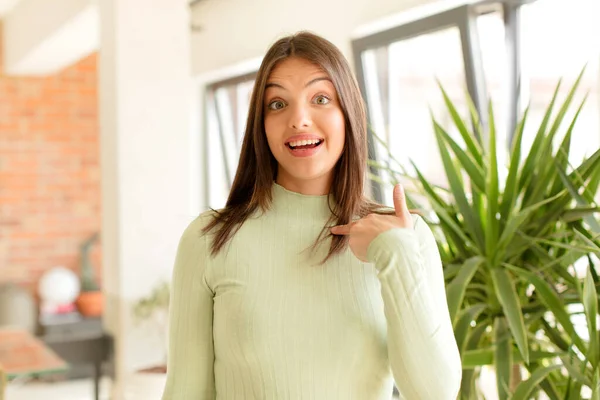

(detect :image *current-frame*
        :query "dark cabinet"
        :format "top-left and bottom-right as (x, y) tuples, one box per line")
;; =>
(39, 317), (114, 400)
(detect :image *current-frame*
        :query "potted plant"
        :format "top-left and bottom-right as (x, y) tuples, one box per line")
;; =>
(75, 232), (103, 317)
(132, 281), (170, 374)
(369, 72), (600, 399)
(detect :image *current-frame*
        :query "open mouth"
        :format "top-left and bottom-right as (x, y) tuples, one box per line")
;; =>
(286, 139), (324, 150)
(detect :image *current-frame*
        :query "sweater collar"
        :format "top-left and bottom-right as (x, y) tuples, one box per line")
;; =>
(271, 182), (335, 220)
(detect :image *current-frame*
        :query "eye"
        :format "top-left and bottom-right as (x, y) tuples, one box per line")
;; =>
(314, 95), (331, 105)
(267, 100), (286, 111)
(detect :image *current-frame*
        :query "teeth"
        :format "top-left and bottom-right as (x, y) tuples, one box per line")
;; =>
(288, 139), (322, 148)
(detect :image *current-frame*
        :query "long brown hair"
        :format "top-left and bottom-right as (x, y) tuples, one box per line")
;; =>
(203, 31), (393, 262)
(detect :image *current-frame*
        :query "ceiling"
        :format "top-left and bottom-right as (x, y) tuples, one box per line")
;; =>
(0, 0), (20, 17)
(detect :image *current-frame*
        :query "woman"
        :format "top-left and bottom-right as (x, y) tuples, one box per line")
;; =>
(162, 31), (462, 399)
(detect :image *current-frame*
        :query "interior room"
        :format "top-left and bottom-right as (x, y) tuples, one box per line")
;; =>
(0, 0), (598, 399)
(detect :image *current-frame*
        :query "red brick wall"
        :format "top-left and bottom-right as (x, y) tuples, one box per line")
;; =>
(0, 29), (102, 298)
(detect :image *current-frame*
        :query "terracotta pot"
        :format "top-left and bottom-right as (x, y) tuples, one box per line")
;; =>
(76, 291), (104, 317)
(137, 365), (167, 374)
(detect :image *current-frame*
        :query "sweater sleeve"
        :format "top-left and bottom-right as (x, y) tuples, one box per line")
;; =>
(162, 217), (216, 399)
(366, 215), (462, 400)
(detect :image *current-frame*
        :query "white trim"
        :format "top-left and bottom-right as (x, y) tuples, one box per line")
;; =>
(189, 83), (204, 216)
(193, 56), (262, 86)
(351, 0), (488, 40)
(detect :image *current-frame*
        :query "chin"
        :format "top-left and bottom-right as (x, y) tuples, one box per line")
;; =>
(286, 171), (335, 189)
(275, 155), (340, 187)
(285, 165), (329, 179)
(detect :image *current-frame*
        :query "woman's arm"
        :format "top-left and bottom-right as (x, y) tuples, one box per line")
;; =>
(162, 216), (216, 399)
(366, 215), (462, 400)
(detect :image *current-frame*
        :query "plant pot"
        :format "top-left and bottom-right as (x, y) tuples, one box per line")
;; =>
(137, 365), (167, 374)
(76, 291), (104, 317)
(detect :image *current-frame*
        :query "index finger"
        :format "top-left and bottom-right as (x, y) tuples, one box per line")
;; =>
(393, 183), (410, 218)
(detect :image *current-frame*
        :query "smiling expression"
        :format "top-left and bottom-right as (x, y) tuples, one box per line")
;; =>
(263, 57), (346, 195)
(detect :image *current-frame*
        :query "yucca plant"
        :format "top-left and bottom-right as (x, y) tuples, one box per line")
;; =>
(369, 71), (600, 399)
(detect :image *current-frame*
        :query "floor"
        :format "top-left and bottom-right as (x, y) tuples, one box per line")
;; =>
(5, 373), (170, 400)
(5, 377), (401, 399)
(5, 377), (113, 400)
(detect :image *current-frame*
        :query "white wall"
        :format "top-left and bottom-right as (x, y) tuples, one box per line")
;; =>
(98, 0), (194, 391)
(189, 0), (440, 77)
(0, 0), (20, 17)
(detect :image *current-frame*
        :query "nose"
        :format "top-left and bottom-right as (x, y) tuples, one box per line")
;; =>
(288, 102), (312, 130)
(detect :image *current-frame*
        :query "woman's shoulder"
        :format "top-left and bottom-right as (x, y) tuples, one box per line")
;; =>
(180, 209), (221, 240)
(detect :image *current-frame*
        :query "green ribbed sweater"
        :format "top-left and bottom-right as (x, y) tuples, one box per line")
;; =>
(161, 183), (462, 399)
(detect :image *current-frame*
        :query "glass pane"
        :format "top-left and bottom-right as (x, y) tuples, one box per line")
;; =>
(206, 92), (230, 209)
(215, 87), (241, 178)
(236, 81), (255, 142)
(362, 27), (468, 206)
(205, 78), (255, 209)
(477, 11), (510, 180)
(520, 0), (600, 168)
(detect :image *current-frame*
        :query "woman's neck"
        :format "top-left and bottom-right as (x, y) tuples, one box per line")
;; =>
(275, 172), (333, 196)
(270, 182), (334, 221)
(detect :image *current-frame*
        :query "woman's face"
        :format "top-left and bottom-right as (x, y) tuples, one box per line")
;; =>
(263, 57), (345, 195)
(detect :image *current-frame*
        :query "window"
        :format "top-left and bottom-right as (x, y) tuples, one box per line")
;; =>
(519, 0), (599, 166)
(353, 4), (492, 205)
(353, 0), (600, 205)
(360, 26), (468, 202)
(204, 74), (256, 209)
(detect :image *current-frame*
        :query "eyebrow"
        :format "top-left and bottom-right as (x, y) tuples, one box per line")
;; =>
(265, 76), (332, 91)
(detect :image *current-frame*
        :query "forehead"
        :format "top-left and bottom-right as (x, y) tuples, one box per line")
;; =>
(267, 57), (328, 82)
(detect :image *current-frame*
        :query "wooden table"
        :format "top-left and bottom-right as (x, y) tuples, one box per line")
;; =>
(0, 327), (68, 400)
